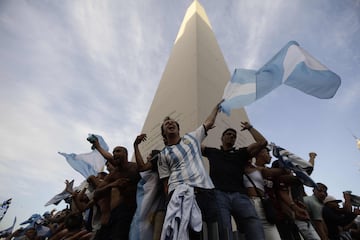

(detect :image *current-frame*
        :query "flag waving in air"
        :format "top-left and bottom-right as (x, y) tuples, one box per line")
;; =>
(45, 180), (73, 206)
(221, 41), (341, 115)
(269, 143), (317, 188)
(0, 198), (12, 223)
(58, 134), (108, 179)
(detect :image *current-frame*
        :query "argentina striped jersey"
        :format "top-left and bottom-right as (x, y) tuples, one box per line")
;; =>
(158, 125), (215, 193)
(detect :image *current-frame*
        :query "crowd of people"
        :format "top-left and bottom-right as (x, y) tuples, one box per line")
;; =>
(2, 100), (360, 240)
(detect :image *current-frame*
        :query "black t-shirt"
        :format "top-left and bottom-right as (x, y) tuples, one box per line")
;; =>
(203, 147), (250, 193)
(322, 205), (357, 239)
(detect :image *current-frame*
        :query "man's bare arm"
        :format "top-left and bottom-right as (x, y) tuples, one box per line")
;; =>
(134, 134), (153, 172)
(92, 138), (113, 163)
(203, 100), (223, 131)
(241, 122), (268, 157)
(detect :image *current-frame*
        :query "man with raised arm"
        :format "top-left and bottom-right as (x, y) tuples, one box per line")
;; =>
(202, 123), (267, 240)
(158, 100), (223, 240)
(90, 140), (140, 240)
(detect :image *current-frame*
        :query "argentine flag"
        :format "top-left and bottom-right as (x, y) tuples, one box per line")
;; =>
(221, 41), (341, 115)
(45, 180), (73, 206)
(270, 143), (317, 188)
(58, 134), (108, 179)
(129, 170), (162, 240)
(0, 198), (12, 223)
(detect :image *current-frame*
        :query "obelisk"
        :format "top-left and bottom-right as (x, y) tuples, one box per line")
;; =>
(138, 1), (255, 159)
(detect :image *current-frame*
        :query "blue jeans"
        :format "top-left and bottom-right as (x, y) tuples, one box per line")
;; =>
(294, 219), (320, 240)
(215, 190), (265, 240)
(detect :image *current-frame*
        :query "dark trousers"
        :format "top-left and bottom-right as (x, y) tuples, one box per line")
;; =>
(93, 203), (136, 240)
(276, 219), (301, 240)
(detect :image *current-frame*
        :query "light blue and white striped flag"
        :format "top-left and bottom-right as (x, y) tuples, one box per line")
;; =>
(270, 143), (317, 188)
(20, 213), (42, 226)
(0, 198), (12, 223)
(45, 180), (73, 206)
(58, 134), (108, 179)
(129, 170), (162, 240)
(221, 41), (341, 115)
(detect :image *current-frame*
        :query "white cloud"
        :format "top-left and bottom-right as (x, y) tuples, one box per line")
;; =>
(68, 1), (120, 64)
(334, 79), (360, 110)
(0, 0), (360, 229)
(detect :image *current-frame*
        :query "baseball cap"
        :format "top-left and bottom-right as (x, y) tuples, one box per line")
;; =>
(324, 195), (342, 204)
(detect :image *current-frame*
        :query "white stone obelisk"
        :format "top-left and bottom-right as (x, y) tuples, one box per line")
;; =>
(138, 1), (255, 160)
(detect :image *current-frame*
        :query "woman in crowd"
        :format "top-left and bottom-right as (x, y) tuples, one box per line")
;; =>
(244, 146), (285, 240)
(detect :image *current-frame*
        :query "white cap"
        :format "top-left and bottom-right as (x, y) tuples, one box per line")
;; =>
(324, 195), (342, 204)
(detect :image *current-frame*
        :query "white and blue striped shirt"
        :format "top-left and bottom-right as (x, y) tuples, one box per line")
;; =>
(158, 125), (214, 193)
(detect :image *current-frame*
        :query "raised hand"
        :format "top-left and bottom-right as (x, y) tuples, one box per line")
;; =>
(240, 121), (253, 131)
(65, 179), (74, 194)
(134, 134), (147, 146)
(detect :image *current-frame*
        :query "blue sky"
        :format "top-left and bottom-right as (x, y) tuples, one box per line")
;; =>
(0, 0), (359, 230)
